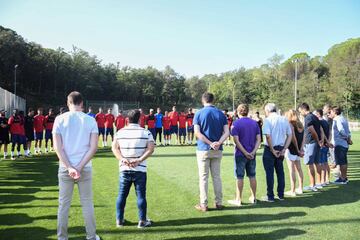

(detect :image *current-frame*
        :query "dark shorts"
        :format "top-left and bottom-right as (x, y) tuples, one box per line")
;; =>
(187, 126), (194, 133)
(148, 128), (156, 138)
(105, 128), (114, 136)
(304, 143), (320, 165)
(25, 131), (34, 141)
(179, 128), (186, 136)
(0, 133), (10, 144)
(98, 127), (105, 136)
(11, 134), (22, 144)
(163, 129), (171, 136)
(45, 129), (53, 140)
(20, 135), (26, 145)
(319, 147), (329, 164)
(235, 155), (256, 179)
(335, 145), (348, 166)
(35, 132), (43, 140)
(170, 125), (178, 135)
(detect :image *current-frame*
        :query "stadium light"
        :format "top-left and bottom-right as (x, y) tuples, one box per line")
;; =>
(14, 64), (18, 96)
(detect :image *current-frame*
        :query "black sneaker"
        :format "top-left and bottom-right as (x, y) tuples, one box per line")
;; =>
(333, 178), (346, 184)
(278, 196), (285, 201)
(261, 196), (275, 202)
(137, 219), (152, 229)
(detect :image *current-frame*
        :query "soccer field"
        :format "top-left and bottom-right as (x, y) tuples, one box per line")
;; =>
(1, 133), (360, 240)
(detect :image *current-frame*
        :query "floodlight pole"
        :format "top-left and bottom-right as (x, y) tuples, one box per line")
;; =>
(294, 59), (298, 110)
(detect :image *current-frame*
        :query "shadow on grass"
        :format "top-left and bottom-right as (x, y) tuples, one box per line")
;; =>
(154, 211), (306, 227)
(0, 213), (57, 225)
(0, 226), (85, 240)
(165, 228), (306, 240)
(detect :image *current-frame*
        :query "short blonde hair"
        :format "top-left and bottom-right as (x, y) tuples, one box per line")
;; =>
(237, 104), (249, 116)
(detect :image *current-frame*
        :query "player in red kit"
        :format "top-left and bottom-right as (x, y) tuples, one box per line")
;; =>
(186, 108), (195, 145)
(162, 111), (171, 146)
(115, 110), (126, 131)
(224, 109), (233, 146)
(105, 108), (115, 145)
(34, 108), (45, 155)
(139, 108), (146, 128)
(178, 110), (187, 145)
(95, 107), (106, 147)
(0, 109), (10, 159)
(146, 109), (156, 141)
(44, 108), (56, 153)
(169, 106), (179, 144)
(8, 109), (23, 160)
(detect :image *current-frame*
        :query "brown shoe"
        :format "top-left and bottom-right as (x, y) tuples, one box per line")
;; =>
(195, 204), (208, 212)
(214, 204), (225, 210)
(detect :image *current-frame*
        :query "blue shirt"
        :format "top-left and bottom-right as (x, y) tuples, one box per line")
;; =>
(193, 105), (228, 151)
(155, 113), (163, 128)
(331, 115), (351, 148)
(87, 112), (96, 118)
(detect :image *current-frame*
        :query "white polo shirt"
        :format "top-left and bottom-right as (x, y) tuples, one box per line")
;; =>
(263, 112), (292, 147)
(52, 111), (98, 168)
(115, 123), (154, 172)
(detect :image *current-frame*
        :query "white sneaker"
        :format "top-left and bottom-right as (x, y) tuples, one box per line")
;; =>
(138, 219), (152, 228)
(304, 186), (318, 192)
(285, 191), (296, 197)
(315, 184), (323, 189)
(95, 235), (101, 240)
(227, 199), (242, 206)
(295, 188), (303, 195)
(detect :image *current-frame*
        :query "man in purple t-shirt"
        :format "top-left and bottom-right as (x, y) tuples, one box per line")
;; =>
(228, 104), (261, 206)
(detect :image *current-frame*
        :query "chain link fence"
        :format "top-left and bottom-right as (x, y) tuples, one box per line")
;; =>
(0, 87), (26, 118)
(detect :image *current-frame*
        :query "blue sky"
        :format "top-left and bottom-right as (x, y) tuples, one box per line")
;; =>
(1, 0), (359, 77)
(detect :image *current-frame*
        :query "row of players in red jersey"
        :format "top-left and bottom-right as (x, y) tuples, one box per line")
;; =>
(91, 108), (194, 131)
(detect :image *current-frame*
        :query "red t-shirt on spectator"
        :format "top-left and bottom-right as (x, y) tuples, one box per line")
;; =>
(187, 113), (194, 127)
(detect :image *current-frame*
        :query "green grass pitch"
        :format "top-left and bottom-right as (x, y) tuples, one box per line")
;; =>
(1, 132), (360, 239)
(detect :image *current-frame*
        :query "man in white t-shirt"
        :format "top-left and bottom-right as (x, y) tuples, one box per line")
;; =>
(53, 91), (100, 240)
(262, 103), (292, 202)
(112, 109), (155, 229)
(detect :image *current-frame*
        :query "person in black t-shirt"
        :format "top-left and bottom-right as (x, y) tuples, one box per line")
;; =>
(24, 108), (35, 156)
(314, 109), (334, 186)
(298, 103), (324, 192)
(0, 109), (10, 159)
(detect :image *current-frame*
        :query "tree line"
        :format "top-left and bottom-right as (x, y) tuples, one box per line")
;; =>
(0, 26), (359, 118)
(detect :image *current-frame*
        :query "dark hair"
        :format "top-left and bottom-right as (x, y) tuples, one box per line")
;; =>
(299, 102), (310, 111)
(67, 91), (83, 105)
(332, 106), (342, 115)
(128, 109), (141, 124)
(202, 92), (214, 103)
(256, 111), (260, 115)
(315, 109), (323, 116)
(37, 107), (43, 111)
(28, 108), (34, 113)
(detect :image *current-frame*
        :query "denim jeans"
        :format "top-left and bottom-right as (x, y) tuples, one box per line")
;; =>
(262, 146), (285, 199)
(116, 171), (147, 221)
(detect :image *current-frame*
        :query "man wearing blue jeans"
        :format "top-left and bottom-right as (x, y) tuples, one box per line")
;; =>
(262, 103), (292, 202)
(112, 109), (155, 228)
(228, 104), (261, 206)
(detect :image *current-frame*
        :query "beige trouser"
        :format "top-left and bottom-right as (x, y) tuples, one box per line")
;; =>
(57, 167), (97, 240)
(196, 150), (223, 206)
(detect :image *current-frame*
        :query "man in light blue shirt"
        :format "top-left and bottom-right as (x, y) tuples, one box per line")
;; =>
(193, 92), (229, 212)
(330, 106), (352, 184)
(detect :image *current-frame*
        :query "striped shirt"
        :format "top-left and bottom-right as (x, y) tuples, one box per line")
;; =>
(115, 123), (154, 172)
